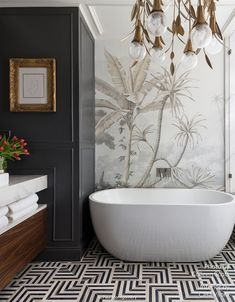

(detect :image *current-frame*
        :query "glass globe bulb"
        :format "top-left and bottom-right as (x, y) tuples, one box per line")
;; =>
(191, 23), (212, 49)
(147, 11), (167, 37)
(181, 51), (198, 70)
(150, 47), (166, 63)
(129, 41), (146, 61)
(205, 34), (223, 55)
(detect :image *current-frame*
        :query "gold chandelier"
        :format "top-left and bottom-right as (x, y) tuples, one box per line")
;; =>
(128, 0), (223, 72)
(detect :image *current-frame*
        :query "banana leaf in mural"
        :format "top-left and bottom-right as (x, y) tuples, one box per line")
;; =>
(96, 50), (215, 189)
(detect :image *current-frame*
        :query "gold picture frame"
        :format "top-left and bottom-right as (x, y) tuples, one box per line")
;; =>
(9, 58), (56, 112)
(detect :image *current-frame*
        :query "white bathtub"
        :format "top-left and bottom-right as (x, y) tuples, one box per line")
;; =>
(89, 188), (235, 262)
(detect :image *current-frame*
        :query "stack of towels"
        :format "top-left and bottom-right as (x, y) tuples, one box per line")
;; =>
(0, 206), (9, 230)
(8, 194), (39, 221)
(0, 194), (39, 231)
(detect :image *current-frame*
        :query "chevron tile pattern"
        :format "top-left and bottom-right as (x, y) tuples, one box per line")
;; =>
(1, 237), (235, 301)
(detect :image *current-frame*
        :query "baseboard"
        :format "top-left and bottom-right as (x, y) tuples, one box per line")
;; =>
(80, 238), (93, 253)
(35, 247), (83, 261)
(33, 228), (95, 262)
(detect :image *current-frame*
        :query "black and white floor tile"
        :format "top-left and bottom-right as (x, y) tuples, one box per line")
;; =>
(1, 235), (235, 302)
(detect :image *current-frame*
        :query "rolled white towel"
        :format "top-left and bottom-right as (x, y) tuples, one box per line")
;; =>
(8, 194), (39, 214)
(0, 216), (9, 229)
(8, 203), (39, 221)
(0, 206), (8, 218)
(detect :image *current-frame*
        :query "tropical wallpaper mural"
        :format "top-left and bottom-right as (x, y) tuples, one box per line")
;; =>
(95, 49), (224, 190)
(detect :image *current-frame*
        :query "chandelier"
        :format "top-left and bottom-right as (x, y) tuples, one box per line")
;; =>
(128, 0), (223, 72)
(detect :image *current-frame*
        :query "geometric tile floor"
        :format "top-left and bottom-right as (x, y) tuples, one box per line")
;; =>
(1, 233), (235, 302)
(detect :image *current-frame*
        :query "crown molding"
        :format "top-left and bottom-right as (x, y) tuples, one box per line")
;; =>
(79, 4), (98, 39)
(88, 5), (103, 35)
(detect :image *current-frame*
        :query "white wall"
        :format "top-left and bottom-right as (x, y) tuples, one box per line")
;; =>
(95, 36), (225, 190)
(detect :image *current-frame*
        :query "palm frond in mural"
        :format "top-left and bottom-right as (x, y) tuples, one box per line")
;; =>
(132, 125), (155, 153)
(172, 114), (207, 166)
(173, 114), (206, 148)
(95, 50), (215, 189)
(171, 166), (215, 189)
(150, 68), (197, 117)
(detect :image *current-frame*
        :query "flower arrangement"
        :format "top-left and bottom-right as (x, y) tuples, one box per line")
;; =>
(0, 135), (30, 173)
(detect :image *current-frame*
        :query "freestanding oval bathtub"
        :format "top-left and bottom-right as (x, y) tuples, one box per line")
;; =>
(89, 188), (235, 262)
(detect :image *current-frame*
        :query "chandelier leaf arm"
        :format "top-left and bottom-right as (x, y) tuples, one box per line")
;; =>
(128, 0), (223, 71)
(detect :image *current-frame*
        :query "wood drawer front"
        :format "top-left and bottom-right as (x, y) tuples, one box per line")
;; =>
(0, 209), (47, 290)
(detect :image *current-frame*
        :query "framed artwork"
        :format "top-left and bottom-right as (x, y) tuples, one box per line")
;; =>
(9, 58), (56, 112)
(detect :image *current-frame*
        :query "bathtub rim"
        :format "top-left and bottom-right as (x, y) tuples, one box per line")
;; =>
(89, 188), (235, 207)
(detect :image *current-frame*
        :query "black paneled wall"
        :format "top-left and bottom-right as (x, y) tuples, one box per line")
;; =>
(0, 7), (95, 260)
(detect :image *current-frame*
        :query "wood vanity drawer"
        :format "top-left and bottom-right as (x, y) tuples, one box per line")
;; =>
(0, 208), (47, 290)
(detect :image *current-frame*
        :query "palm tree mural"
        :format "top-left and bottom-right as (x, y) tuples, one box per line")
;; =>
(96, 50), (215, 189)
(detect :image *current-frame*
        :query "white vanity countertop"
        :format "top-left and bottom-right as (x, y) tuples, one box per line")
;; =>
(0, 175), (48, 207)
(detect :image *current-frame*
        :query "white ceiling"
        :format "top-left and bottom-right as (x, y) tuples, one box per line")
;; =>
(79, 0), (235, 40)
(83, 2), (235, 40)
(0, 0), (234, 39)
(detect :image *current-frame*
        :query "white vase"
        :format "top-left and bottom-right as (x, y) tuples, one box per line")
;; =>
(0, 173), (9, 187)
